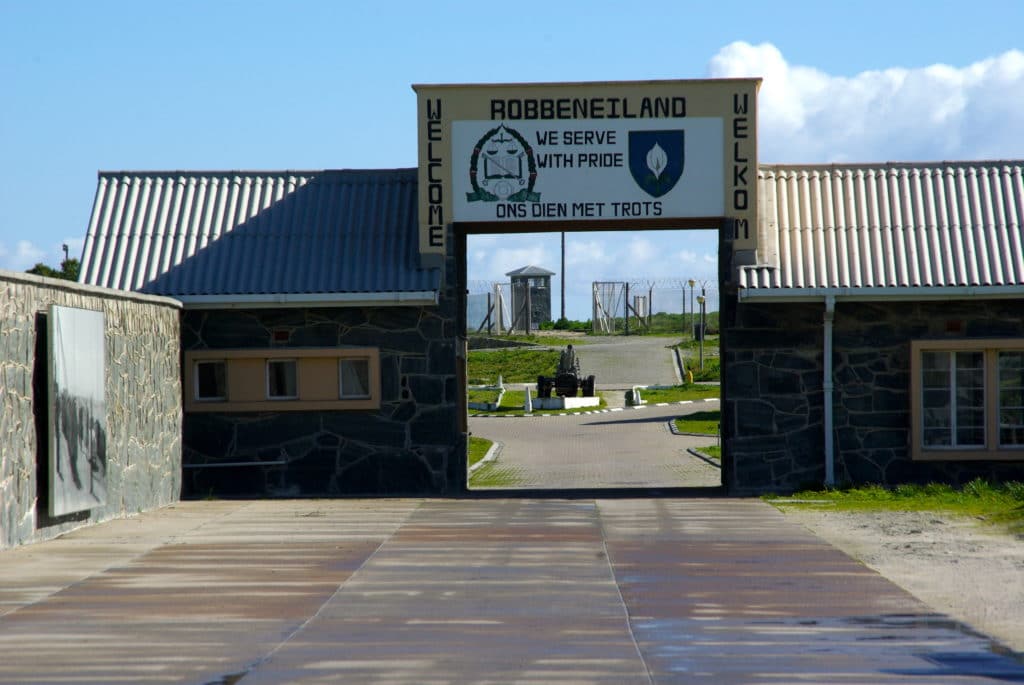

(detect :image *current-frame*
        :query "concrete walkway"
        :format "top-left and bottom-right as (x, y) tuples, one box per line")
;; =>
(1, 499), (1021, 684)
(567, 335), (681, 386)
(469, 402), (721, 489)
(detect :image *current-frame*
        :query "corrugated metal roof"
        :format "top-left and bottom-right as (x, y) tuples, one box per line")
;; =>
(79, 169), (440, 298)
(741, 161), (1024, 291)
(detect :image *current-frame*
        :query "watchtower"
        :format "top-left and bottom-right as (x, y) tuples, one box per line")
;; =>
(506, 265), (554, 331)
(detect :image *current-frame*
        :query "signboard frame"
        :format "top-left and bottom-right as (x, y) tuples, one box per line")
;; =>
(414, 79), (760, 259)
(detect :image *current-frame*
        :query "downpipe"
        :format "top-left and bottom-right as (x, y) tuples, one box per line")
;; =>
(823, 295), (836, 487)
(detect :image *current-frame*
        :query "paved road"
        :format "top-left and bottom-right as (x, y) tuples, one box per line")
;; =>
(1, 498), (1019, 684)
(469, 402), (721, 489)
(570, 335), (681, 386)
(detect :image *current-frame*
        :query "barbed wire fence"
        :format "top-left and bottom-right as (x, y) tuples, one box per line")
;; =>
(468, 277), (718, 336)
(592, 277), (718, 335)
(466, 280), (512, 334)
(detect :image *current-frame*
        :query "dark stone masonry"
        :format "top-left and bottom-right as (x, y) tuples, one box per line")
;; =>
(181, 253), (464, 498)
(725, 299), (1024, 493)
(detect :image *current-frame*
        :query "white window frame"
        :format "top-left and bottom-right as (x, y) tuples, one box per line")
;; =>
(911, 339), (1024, 461)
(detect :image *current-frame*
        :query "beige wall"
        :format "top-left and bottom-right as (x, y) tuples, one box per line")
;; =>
(184, 348), (381, 412)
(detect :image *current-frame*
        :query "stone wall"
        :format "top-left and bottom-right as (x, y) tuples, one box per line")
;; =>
(725, 299), (1024, 493)
(181, 269), (463, 497)
(0, 270), (182, 549)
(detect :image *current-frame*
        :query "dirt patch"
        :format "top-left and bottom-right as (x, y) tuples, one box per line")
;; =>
(781, 508), (1024, 653)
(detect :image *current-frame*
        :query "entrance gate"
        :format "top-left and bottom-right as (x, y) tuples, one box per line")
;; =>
(416, 78), (762, 493)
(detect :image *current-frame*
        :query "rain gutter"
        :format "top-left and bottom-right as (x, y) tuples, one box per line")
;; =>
(174, 291), (440, 309)
(737, 285), (1024, 303)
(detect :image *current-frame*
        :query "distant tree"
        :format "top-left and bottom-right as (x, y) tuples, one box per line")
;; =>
(26, 258), (80, 282)
(61, 257), (80, 281)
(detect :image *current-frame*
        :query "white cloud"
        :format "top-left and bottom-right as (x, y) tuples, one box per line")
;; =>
(627, 238), (656, 264)
(708, 42), (1024, 162)
(566, 239), (611, 267)
(676, 249), (697, 264)
(0, 240), (46, 272)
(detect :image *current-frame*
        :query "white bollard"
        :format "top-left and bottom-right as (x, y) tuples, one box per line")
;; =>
(524, 385), (533, 413)
(497, 374), (504, 390)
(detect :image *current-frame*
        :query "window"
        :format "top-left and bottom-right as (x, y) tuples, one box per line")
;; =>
(999, 352), (1024, 447)
(266, 359), (298, 400)
(194, 360), (227, 401)
(920, 351), (984, 448)
(339, 358), (370, 399)
(912, 340), (1024, 460)
(185, 348), (381, 412)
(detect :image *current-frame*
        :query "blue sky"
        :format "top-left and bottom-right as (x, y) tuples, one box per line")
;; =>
(3, 1), (1024, 319)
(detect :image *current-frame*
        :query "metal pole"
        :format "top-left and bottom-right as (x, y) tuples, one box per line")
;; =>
(624, 282), (630, 336)
(560, 232), (566, 322)
(688, 280), (695, 339)
(525, 285), (532, 334)
(681, 287), (686, 338)
(486, 292), (493, 335)
(700, 298), (706, 370)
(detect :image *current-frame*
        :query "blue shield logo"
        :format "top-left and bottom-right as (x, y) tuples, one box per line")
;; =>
(628, 130), (685, 198)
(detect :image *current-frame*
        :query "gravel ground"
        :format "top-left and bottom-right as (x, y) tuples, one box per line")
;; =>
(780, 507), (1024, 653)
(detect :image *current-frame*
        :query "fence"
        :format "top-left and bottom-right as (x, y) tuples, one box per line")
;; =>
(466, 281), (512, 334)
(593, 280), (719, 335)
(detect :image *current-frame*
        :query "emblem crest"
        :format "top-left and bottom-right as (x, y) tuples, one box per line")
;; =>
(628, 130), (685, 198)
(466, 124), (541, 203)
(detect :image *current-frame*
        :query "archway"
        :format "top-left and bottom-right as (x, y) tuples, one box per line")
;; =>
(454, 220), (731, 494)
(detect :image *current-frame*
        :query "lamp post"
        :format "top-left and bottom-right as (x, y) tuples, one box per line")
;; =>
(688, 279), (695, 339)
(696, 295), (706, 371)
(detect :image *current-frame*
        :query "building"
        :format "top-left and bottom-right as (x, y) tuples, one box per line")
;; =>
(505, 264), (554, 331)
(77, 77), (1024, 496)
(80, 169), (464, 496)
(726, 161), (1024, 491)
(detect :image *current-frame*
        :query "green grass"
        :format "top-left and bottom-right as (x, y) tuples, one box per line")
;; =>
(675, 335), (719, 352)
(636, 384), (720, 403)
(467, 436), (493, 468)
(686, 357), (721, 382)
(467, 348), (561, 385)
(767, 479), (1024, 534)
(673, 410), (720, 435)
(699, 445), (721, 460)
(503, 333), (589, 347)
(467, 388), (500, 405)
(471, 333), (589, 348)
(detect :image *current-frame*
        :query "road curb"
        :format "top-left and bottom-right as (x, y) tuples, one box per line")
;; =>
(468, 441), (501, 474)
(471, 397), (719, 418)
(686, 447), (722, 468)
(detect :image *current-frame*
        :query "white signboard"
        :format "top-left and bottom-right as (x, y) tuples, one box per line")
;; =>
(48, 305), (107, 517)
(452, 117), (723, 222)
